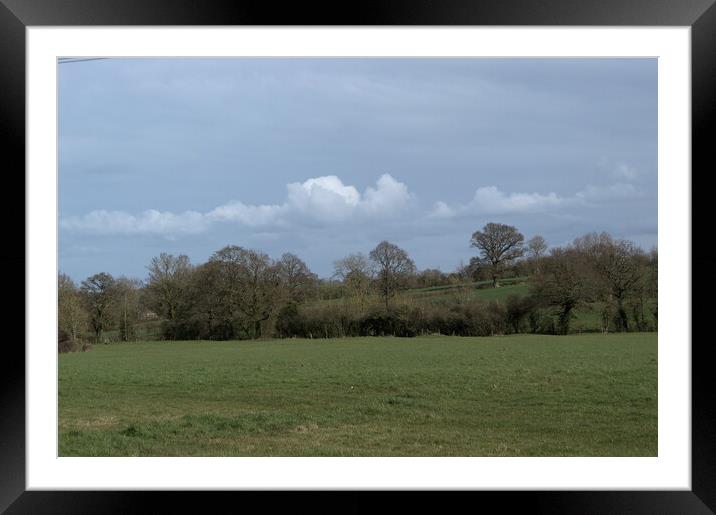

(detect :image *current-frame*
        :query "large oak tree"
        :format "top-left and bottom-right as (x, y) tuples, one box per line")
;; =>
(470, 223), (525, 287)
(369, 241), (416, 311)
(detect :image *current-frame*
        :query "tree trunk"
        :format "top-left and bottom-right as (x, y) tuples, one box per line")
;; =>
(615, 297), (629, 332)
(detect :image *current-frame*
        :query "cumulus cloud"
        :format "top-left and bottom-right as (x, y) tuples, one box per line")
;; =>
(286, 175), (361, 221)
(429, 181), (644, 220)
(429, 185), (569, 219)
(361, 174), (414, 216)
(61, 174), (414, 235)
(61, 174), (645, 236)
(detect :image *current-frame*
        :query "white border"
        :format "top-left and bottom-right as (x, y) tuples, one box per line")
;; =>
(27, 27), (690, 490)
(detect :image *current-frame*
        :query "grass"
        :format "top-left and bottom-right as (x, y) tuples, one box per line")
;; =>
(429, 282), (530, 302)
(59, 333), (657, 457)
(408, 276), (527, 295)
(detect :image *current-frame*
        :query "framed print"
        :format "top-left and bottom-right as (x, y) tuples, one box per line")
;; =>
(3, 0), (715, 512)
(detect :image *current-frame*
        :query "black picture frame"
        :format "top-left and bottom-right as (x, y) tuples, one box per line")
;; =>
(2, 1), (713, 512)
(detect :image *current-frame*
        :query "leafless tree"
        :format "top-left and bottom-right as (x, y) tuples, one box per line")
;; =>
(530, 247), (595, 334)
(145, 253), (193, 329)
(369, 241), (416, 311)
(58, 273), (87, 345)
(114, 277), (143, 341)
(333, 253), (375, 310)
(209, 246), (282, 339)
(80, 272), (116, 342)
(415, 268), (449, 288)
(470, 223), (525, 287)
(277, 252), (318, 303)
(647, 247), (658, 327)
(527, 235), (548, 258)
(571, 232), (644, 331)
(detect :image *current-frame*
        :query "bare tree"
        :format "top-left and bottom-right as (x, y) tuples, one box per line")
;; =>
(369, 241), (416, 311)
(277, 252), (318, 303)
(530, 247), (595, 334)
(647, 247), (658, 327)
(80, 272), (116, 343)
(527, 235), (548, 258)
(145, 253), (193, 333)
(333, 253), (375, 310)
(415, 268), (449, 288)
(114, 277), (143, 341)
(209, 246), (282, 339)
(453, 260), (472, 282)
(571, 232), (643, 331)
(470, 223), (525, 287)
(58, 273), (87, 345)
(184, 261), (229, 340)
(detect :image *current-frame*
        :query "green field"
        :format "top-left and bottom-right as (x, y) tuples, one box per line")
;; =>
(59, 333), (657, 457)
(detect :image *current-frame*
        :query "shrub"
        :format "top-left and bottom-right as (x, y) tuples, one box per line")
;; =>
(528, 308), (556, 335)
(358, 306), (421, 337)
(58, 328), (76, 353)
(58, 327), (91, 353)
(275, 302), (303, 338)
(505, 294), (537, 333)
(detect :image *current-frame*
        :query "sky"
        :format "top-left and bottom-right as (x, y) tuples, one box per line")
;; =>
(58, 58), (657, 282)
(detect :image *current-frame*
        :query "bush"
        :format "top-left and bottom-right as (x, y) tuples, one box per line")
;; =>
(528, 308), (556, 334)
(58, 328), (91, 353)
(359, 306), (421, 337)
(272, 298), (514, 339)
(150, 289), (593, 341)
(505, 295), (537, 333)
(285, 303), (361, 339)
(58, 328), (76, 353)
(275, 302), (303, 338)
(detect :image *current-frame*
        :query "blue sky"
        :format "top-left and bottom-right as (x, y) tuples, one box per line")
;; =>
(59, 58), (657, 282)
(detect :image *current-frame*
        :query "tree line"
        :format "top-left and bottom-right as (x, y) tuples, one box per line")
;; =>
(58, 223), (657, 351)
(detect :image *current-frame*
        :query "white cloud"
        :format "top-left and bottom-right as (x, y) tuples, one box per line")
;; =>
(429, 180), (644, 220)
(429, 185), (568, 219)
(61, 174), (414, 236)
(361, 174), (414, 216)
(286, 175), (361, 221)
(206, 201), (286, 227)
(470, 186), (565, 213)
(61, 174), (646, 236)
(61, 209), (209, 235)
(576, 182), (642, 201)
(429, 200), (458, 219)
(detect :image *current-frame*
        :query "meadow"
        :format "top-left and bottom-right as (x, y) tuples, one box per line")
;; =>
(59, 333), (657, 456)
